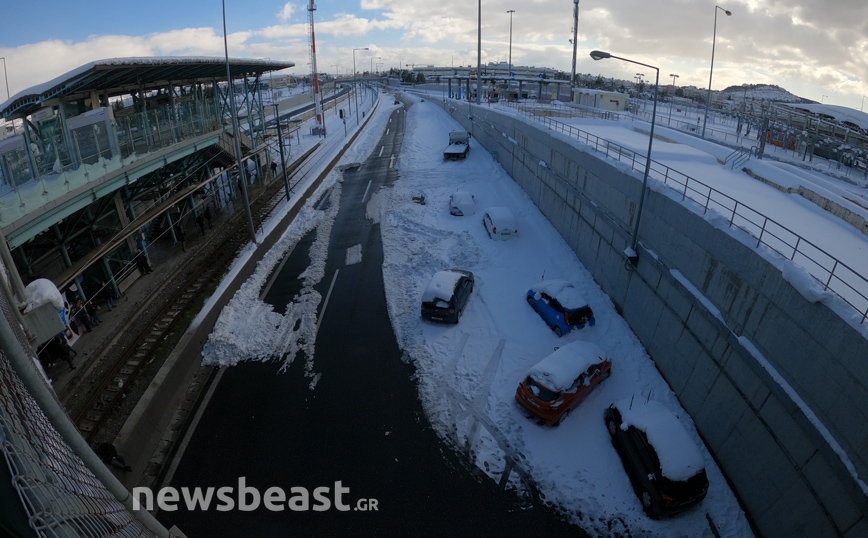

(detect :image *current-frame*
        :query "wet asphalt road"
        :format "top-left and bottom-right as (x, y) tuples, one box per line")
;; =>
(159, 100), (584, 537)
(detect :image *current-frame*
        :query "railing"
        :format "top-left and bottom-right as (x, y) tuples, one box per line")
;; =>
(514, 107), (868, 325)
(0, 100), (222, 228)
(725, 147), (754, 170)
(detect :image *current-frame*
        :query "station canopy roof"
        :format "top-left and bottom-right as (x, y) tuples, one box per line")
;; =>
(1, 56), (295, 121)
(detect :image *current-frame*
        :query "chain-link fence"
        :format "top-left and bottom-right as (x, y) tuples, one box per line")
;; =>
(0, 277), (156, 537)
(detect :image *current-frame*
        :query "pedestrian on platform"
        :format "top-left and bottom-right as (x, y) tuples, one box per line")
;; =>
(98, 281), (115, 311)
(204, 205), (213, 229)
(196, 212), (206, 236)
(134, 248), (153, 275)
(177, 227), (187, 252)
(95, 443), (132, 472)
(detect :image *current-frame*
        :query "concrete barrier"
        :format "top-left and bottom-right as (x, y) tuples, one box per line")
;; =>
(442, 99), (868, 537)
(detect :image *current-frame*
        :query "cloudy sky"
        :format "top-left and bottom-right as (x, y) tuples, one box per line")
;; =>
(1, 0), (867, 109)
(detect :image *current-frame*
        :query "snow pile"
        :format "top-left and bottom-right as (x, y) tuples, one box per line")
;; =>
(201, 190), (336, 369)
(23, 279), (64, 313)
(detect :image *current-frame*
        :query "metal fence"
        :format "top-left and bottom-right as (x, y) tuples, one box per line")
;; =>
(0, 278), (154, 536)
(513, 107), (868, 324)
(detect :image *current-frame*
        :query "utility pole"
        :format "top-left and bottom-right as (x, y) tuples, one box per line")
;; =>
(274, 104), (290, 202)
(570, 0), (579, 101)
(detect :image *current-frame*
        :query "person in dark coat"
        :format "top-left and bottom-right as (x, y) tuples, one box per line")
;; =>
(95, 443), (132, 472)
(70, 301), (92, 334)
(195, 212), (206, 236)
(47, 334), (76, 369)
(134, 248), (153, 275)
(98, 280), (115, 311)
(177, 227), (187, 252)
(204, 205), (213, 229)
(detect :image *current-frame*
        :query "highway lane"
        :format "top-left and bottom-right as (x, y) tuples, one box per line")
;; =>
(159, 99), (582, 536)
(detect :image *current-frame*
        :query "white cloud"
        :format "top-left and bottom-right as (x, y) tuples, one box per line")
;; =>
(2, 0), (867, 107)
(278, 2), (297, 22)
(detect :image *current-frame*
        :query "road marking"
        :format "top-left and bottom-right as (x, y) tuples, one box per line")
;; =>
(160, 367), (226, 495)
(362, 179), (372, 202)
(346, 244), (362, 265)
(389, 155), (396, 169)
(386, 128), (390, 135)
(378, 146), (384, 157)
(316, 269), (339, 336)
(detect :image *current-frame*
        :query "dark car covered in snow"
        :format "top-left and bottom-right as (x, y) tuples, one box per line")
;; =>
(420, 269), (475, 323)
(604, 398), (709, 518)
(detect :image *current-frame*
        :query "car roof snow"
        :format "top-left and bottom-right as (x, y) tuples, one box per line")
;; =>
(527, 340), (607, 392)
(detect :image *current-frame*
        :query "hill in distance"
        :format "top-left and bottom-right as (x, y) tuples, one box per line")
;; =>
(720, 84), (809, 103)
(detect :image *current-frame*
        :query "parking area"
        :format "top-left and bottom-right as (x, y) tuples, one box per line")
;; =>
(377, 96), (754, 537)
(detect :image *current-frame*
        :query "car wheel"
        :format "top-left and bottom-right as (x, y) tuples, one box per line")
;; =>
(456, 309), (462, 323)
(555, 408), (571, 426)
(640, 489), (659, 520)
(526, 295), (535, 307)
(553, 326), (563, 338)
(606, 418), (618, 438)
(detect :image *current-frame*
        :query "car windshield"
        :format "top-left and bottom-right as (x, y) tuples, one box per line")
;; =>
(658, 469), (708, 498)
(423, 298), (451, 310)
(526, 377), (561, 402)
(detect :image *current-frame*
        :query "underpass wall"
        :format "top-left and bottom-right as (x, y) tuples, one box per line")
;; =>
(443, 100), (868, 537)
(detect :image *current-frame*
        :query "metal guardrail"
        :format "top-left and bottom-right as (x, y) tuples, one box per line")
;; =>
(0, 279), (154, 536)
(513, 107), (868, 324)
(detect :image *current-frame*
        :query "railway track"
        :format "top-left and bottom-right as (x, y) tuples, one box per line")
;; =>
(69, 153), (316, 442)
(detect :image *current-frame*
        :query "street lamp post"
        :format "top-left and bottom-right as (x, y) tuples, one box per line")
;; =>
(862, 95), (867, 112)
(223, 0), (257, 244)
(353, 47), (369, 125)
(821, 94), (828, 104)
(370, 56), (380, 76)
(476, 0), (482, 104)
(702, 5), (732, 139)
(0, 57), (9, 101)
(591, 50), (659, 262)
(668, 73), (679, 125)
(507, 10), (515, 78)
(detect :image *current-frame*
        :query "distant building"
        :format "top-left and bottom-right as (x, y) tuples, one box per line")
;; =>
(573, 89), (628, 111)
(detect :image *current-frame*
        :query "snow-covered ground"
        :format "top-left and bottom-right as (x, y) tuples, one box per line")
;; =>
(375, 96), (753, 536)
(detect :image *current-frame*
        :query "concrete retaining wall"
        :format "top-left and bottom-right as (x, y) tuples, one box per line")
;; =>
(444, 100), (868, 537)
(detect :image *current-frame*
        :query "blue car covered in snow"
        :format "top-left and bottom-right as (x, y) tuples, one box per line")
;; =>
(526, 280), (595, 337)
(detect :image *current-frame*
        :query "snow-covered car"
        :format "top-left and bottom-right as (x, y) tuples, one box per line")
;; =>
(482, 207), (518, 240)
(449, 191), (476, 216)
(526, 279), (595, 337)
(515, 341), (611, 425)
(420, 269), (475, 323)
(604, 398), (709, 519)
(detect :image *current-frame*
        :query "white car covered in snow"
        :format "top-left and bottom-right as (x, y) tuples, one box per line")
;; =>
(449, 191), (476, 216)
(482, 207), (518, 240)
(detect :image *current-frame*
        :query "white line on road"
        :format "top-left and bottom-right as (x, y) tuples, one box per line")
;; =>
(316, 269), (340, 336)
(389, 155), (396, 169)
(346, 244), (362, 266)
(361, 179), (372, 202)
(386, 128), (390, 135)
(378, 146), (384, 157)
